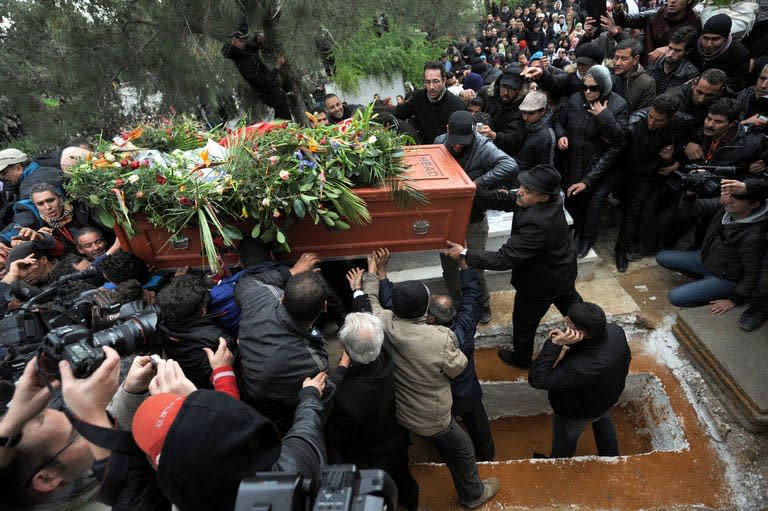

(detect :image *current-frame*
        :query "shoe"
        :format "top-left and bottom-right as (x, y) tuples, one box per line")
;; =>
(497, 348), (532, 369)
(615, 246), (628, 273)
(739, 304), (768, 332)
(479, 306), (492, 325)
(577, 239), (593, 259)
(461, 477), (500, 509)
(532, 452), (550, 459)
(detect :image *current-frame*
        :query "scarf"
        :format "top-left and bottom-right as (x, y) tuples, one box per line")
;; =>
(41, 200), (74, 230)
(697, 34), (733, 62)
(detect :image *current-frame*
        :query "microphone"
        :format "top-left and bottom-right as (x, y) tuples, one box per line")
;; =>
(56, 266), (100, 283)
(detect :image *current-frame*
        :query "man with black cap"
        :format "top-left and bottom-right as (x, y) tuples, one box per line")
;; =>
(690, 13), (751, 91)
(363, 251), (500, 509)
(446, 164), (582, 369)
(477, 64), (527, 157)
(435, 110), (519, 323)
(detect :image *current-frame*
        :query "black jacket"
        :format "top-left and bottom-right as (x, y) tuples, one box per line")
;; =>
(686, 124), (768, 180)
(529, 324), (631, 419)
(481, 75), (526, 157)
(447, 268), (484, 408)
(159, 318), (232, 389)
(625, 107), (679, 180)
(537, 68), (583, 106)
(466, 191), (577, 300)
(235, 267), (329, 409)
(736, 86), (768, 135)
(393, 88), (465, 144)
(679, 195), (768, 304)
(517, 111), (557, 172)
(555, 91), (629, 187)
(326, 339), (410, 469)
(646, 57), (700, 95)
(690, 39), (751, 92)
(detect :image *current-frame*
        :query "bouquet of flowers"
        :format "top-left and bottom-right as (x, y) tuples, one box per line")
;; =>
(66, 106), (427, 271)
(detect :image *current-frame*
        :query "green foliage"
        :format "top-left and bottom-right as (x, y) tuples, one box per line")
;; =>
(0, 0), (476, 146)
(334, 24), (449, 92)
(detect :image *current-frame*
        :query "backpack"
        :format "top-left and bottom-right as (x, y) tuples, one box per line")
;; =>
(207, 261), (282, 334)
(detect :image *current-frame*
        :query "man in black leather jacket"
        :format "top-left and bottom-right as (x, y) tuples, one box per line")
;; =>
(528, 302), (631, 458)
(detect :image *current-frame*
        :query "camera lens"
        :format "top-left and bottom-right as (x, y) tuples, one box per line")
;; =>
(91, 311), (158, 355)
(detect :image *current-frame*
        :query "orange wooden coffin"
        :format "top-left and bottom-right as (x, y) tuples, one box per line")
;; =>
(115, 144), (475, 268)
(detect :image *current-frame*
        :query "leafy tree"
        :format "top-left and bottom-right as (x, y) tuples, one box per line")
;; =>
(0, 0), (474, 150)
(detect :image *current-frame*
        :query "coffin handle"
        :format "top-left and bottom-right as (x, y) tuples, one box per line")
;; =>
(412, 219), (430, 236)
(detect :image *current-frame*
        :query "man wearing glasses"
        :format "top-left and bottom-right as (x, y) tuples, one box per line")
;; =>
(393, 61), (466, 144)
(0, 356), (152, 509)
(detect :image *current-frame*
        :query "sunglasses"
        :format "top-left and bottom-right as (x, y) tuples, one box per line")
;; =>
(582, 84), (601, 92)
(24, 428), (81, 488)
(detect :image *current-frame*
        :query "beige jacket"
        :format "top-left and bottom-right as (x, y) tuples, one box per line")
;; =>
(364, 273), (467, 436)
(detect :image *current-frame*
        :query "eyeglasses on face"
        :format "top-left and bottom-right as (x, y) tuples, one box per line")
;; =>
(582, 84), (601, 92)
(24, 428), (81, 489)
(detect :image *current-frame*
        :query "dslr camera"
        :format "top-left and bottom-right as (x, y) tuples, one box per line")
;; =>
(668, 164), (741, 197)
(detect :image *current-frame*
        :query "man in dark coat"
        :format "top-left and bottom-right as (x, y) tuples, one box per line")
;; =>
(646, 26), (700, 95)
(445, 165), (582, 369)
(326, 303), (419, 511)
(323, 93), (361, 124)
(736, 63), (768, 135)
(235, 254), (331, 432)
(528, 302), (631, 458)
(517, 90), (557, 171)
(666, 68), (728, 134)
(689, 14), (751, 92)
(477, 65), (527, 157)
(156, 274), (234, 390)
(534, 42), (604, 105)
(615, 94), (681, 272)
(393, 61), (466, 144)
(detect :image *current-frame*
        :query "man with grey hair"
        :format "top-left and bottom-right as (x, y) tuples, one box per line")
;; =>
(326, 293), (419, 511)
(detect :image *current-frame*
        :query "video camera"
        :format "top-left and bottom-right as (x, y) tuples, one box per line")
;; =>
(235, 465), (397, 511)
(668, 164), (741, 197)
(0, 267), (159, 379)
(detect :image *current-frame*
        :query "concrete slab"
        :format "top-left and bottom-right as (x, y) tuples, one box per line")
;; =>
(674, 307), (768, 432)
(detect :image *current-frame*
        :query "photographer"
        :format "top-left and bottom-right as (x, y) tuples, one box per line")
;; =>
(656, 185), (768, 313)
(0, 353), (155, 510)
(682, 98), (768, 183)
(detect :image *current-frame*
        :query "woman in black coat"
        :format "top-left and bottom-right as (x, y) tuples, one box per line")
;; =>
(555, 64), (629, 257)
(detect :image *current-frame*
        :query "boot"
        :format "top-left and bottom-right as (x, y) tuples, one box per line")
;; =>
(615, 245), (628, 273)
(461, 477), (500, 509)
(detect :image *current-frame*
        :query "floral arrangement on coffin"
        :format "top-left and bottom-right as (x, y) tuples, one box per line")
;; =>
(65, 106), (427, 271)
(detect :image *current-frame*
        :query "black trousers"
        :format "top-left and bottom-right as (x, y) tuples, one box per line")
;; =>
(565, 178), (613, 244)
(453, 395), (496, 462)
(512, 282), (582, 364)
(617, 177), (663, 250)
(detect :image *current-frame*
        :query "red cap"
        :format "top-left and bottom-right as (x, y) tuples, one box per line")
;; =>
(132, 393), (185, 469)
(519, 40), (527, 49)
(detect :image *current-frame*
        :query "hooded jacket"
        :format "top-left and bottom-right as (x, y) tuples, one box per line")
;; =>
(363, 273), (468, 437)
(529, 323), (631, 419)
(680, 195), (768, 304)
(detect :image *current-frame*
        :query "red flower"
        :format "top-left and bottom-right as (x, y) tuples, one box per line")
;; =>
(155, 175), (167, 185)
(114, 178), (125, 187)
(179, 196), (193, 206)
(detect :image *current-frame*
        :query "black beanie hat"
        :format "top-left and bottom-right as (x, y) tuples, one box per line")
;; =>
(391, 280), (429, 319)
(703, 14), (732, 38)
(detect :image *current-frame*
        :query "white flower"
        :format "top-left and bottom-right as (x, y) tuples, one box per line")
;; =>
(262, 197), (270, 206)
(367, 135), (377, 144)
(104, 153), (116, 162)
(127, 174), (141, 184)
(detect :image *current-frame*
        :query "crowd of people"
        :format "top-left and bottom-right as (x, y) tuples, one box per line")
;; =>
(0, 0), (767, 510)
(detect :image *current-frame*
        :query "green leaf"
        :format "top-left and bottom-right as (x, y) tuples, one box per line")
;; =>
(322, 215), (335, 227)
(89, 194), (101, 206)
(293, 199), (306, 218)
(251, 224), (261, 238)
(300, 194), (318, 203)
(261, 226), (276, 243)
(276, 230), (286, 244)
(220, 224), (243, 241)
(335, 220), (351, 230)
(362, 159), (376, 166)
(96, 208), (115, 228)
